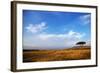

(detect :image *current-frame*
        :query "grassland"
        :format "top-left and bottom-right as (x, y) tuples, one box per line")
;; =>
(23, 46), (91, 62)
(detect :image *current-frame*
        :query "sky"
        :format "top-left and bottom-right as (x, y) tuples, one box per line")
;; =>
(23, 10), (91, 50)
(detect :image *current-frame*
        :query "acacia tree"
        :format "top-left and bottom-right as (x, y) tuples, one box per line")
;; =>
(76, 41), (86, 47)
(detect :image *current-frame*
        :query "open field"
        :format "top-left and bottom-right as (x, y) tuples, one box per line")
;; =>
(23, 46), (91, 62)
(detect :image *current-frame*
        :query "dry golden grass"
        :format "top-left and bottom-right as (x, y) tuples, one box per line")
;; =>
(23, 47), (91, 62)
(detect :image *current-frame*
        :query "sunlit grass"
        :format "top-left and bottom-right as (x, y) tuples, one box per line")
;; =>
(23, 47), (91, 62)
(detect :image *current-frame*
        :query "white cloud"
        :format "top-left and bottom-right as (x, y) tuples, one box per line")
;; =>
(67, 30), (85, 39)
(25, 22), (47, 33)
(79, 14), (91, 25)
(82, 15), (90, 19)
(23, 30), (86, 49)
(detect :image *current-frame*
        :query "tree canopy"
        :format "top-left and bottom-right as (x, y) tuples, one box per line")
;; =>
(76, 41), (86, 45)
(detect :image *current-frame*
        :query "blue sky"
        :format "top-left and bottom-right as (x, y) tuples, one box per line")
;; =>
(23, 10), (91, 49)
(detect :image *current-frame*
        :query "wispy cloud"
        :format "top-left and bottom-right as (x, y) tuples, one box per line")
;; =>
(38, 30), (85, 40)
(25, 22), (47, 33)
(79, 14), (91, 25)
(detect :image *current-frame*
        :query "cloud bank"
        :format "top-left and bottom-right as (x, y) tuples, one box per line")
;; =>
(24, 27), (86, 49)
